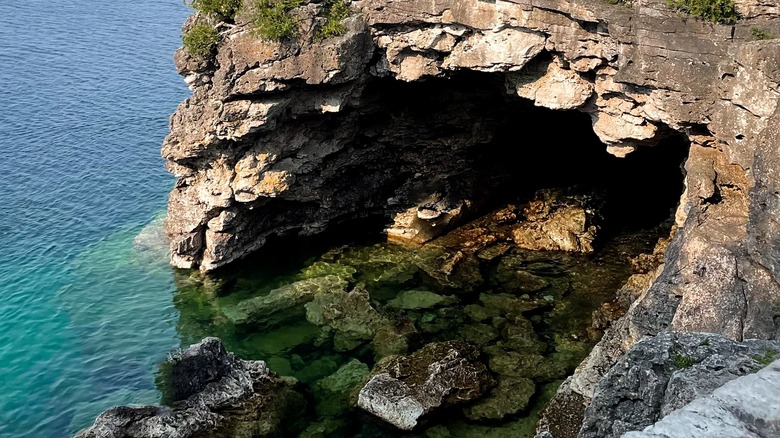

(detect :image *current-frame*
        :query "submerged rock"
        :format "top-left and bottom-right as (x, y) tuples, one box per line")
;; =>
(512, 189), (600, 253)
(386, 289), (457, 310)
(463, 376), (536, 420)
(579, 332), (780, 438)
(75, 337), (304, 438)
(227, 275), (349, 328)
(357, 341), (494, 430)
(305, 285), (387, 351)
(313, 359), (370, 417)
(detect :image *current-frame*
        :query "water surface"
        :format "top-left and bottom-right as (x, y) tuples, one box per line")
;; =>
(0, 1), (189, 435)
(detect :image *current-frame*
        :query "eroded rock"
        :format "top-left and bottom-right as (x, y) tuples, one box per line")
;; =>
(357, 341), (494, 430)
(75, 338), (304, 438)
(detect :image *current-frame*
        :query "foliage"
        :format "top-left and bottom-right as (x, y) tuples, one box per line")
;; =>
(673, 352), (694, 369)
(753, 349), (778, 366)
(667, 0), (739, 24)
(247, 0), (303, 41)
(182, 23), (220, 58)
(751, 27), (774, 40)
(317, 0), (350, 40)
(189, 0), (242, 20)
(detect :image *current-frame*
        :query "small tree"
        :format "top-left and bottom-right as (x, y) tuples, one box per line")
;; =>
(182, 23), (220, 57)
(317, 0), (350, 40)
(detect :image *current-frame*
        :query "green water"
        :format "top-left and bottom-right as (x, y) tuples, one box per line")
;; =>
(166, 223), (661, 437)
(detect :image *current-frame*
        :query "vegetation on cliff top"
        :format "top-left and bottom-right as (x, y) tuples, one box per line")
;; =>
(190, 0), (243, 21)
(247, 0), (304, 41)
(182, 22), (220, 58)
(182, 0), (352, 56)
(667, 0), (739, 23)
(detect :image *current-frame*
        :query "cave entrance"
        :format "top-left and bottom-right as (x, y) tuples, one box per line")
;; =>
(352, 71), (689, 244)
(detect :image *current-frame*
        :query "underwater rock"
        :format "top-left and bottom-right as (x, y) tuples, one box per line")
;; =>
(372, 317), (417, 358)
(357, 341), (494, 430)
(463, 376), (536, 420)
(228, 275), (349, 329)
(499, 316), (547, 353)
(305, 285), (388, 351)
(579, 332), (780, 438)
(386, 289), (457, 310)
(75, 337), (304, 438)
(313, 359), (370, 417)
(511, 189), (600, 253)
(479, 293), (550, 317)
(460, 323), (500, 346)
(415, 249), (484, 293)
(485, 346), (567, 381)
(491, 262), (551, 294)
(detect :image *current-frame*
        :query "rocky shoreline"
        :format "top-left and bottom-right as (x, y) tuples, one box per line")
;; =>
(81, 0), (780, 436)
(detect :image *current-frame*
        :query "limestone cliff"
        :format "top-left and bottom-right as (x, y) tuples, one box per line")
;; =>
(163, 0), (780, 435)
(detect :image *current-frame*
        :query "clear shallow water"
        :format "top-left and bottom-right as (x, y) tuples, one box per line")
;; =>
(0, 1), (189, 435)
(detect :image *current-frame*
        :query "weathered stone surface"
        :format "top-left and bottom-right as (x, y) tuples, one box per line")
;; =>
(463, 376), (536, 420)
(163, 1), (780, 435)
(623, 358), (780, 438)
(512, 189), (600, 253)
(579, 332), (780, 438)
(75, 338), (304, 438)
(227, 275), (349, 328)
(357, 341), (494, 430)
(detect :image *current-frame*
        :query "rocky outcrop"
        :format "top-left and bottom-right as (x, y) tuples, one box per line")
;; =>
(75, 337), (304, 438)
(357, 341), (494, 430)
(579, 332), (780, 438)
(624, 357), (780, 438)
(162, 0), (780, 435)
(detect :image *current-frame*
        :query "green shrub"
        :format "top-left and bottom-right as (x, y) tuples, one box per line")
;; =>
(667, 0), (739, 23)
(182, 23), (220, 57)
(190, 0), (243, 20)
(673, 352), (694, 369)
(317, 0), (350, 40)
(247, 0), (303, 41)
(751, 27), (774, 40)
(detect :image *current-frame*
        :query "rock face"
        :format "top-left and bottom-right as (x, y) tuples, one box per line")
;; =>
(75, 338), (303, 438)
(357, 341), (494, 430)
(162, 0), (780, 435)
(623, 358), (780, 438)
(579, 332), (780, 438)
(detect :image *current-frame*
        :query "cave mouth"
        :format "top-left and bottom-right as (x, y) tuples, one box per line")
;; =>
(351, 71), (690, 244)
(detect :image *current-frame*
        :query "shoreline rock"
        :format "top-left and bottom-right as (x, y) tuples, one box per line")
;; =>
(75, 338), (304, 438)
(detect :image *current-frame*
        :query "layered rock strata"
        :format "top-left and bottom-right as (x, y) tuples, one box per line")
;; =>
(163, 0), (780, 435)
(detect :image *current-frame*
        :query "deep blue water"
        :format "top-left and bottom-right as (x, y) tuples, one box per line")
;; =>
(0, 1), (190, 435)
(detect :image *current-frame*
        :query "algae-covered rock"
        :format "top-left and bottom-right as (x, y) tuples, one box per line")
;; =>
(415, 249), (484, 293)
(313, 359), (370, 417)
(299, 417), (349, 438)
(386, 290), (457, 310)
(463, 376), (536, 420)
(485, 347), (567, 381)
(460, 323), (500, 346)
(298, 261), (357, 281)
(372, 317), (416, 358)
(292, 356), (341, 385)
(491, 262), (550, 294)
(499, 316), (547, 353)
(227, 276), (349, 328)
(463, 304), (501, 322)
(357, 341), (494, 430)
(305, 285), (387, 351)
(479, 293), (550, 317)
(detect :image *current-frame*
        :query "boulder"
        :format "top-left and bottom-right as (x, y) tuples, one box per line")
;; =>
(75, 337), (304, 438)
(357, 341), (494, 430)
(512, 190), (601, 253)
(579, 332), (780, 438)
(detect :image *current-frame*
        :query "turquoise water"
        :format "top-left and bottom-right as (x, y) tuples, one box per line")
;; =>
(0, 1), (189, 435)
